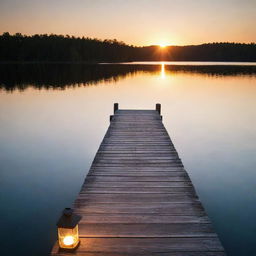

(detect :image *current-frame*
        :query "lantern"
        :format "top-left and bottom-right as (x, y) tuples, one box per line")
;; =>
(57, 208), (81, 249)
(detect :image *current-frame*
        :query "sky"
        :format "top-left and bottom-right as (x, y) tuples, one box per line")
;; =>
(0, 0), (255, 46)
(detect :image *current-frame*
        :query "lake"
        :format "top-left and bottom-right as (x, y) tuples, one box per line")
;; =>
(0, 62), (256, 256)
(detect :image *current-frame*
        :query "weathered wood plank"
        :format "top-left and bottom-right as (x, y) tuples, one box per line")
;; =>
(75, 214), (211, 224)
(85, 176), (189, 182)
(52, 237), (225, 254)
(82, 181), (192, 188)
(77, 223), (216, 237)
(90, 166), (185, 171)
(52, 251), (226, 256)
(88, 172), (187, 177)
(79, 187), (196, 194)
(76, 193), (199, 203)
(74, 202), (205, 215)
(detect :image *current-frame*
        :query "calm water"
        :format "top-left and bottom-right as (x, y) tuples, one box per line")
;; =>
(0, 62), (256, 256)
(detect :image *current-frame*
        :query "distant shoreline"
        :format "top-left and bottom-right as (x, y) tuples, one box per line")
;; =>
(1, 60), (256, 65)
(1, 34), (255, 63)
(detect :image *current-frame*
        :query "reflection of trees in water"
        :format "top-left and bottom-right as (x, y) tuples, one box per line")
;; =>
(0, 64), (256, 91)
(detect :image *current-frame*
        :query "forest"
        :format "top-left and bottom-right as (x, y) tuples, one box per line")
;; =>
(0, 32), (255, 62)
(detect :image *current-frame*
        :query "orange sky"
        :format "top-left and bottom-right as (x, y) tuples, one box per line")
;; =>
(0, 0), (255, 46)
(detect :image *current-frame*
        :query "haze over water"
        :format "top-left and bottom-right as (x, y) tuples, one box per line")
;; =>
(0, 62), (256, 256)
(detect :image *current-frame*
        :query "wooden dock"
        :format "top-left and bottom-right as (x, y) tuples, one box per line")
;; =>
(52, 104), (226, 256)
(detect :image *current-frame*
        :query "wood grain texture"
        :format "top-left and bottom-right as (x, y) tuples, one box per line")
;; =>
(51, 108), (226, 255)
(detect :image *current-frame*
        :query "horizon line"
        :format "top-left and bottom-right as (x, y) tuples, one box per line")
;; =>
(1, 32), (255, 48)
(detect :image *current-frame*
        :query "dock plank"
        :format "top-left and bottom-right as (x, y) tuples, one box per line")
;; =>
(52, 237), (225, 254)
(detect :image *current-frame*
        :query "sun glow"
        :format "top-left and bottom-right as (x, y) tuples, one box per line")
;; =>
(159, 43), (167, 48)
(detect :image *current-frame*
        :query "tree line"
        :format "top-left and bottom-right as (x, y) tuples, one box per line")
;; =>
(0, 32), (255, 62)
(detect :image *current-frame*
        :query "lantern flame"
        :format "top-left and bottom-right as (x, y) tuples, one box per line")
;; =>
(63, 236), (75, 246)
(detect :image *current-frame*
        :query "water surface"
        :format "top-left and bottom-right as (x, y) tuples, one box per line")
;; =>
(0, 62), (256, 256)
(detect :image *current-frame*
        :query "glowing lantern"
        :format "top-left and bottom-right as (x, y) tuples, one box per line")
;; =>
(57, 208), (81, 249)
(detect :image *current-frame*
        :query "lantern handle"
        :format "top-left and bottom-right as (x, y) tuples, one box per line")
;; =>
(63, 208), (73, 217)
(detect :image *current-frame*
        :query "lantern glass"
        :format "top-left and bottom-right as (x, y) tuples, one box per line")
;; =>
(58, 225), (79, 249)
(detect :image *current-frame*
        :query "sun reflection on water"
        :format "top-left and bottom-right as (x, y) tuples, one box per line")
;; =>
(161, 62), (166, 79)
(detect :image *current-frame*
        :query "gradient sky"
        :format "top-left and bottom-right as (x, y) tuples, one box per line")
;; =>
(0, 0), (255, 46)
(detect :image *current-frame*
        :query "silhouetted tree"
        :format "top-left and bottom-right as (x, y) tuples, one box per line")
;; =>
(0, 33), (255, 62)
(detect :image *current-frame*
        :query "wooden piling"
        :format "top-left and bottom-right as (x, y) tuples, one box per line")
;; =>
(156, 103), (161, 115)
(114, 103), (119, 113)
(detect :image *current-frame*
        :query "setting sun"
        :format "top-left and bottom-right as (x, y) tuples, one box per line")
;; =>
(159, 43), (167, 48)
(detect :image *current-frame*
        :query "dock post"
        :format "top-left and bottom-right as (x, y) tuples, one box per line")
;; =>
(114, 103), (119, 113)
(156, 103), (161, 115)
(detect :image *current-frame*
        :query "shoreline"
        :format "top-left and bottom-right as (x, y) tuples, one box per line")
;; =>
(0, 60), (256, 65)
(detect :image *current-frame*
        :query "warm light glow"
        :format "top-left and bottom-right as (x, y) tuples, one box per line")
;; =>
(160, 62), (166, 79)
(63, 236), (75, 246)
(58, 225), (79, 249)
(159, 43), (167, 48)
